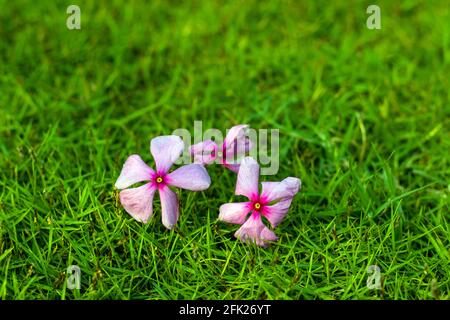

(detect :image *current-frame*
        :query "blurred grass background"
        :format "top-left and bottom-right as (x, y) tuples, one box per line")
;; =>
(0, 0), (449, 299)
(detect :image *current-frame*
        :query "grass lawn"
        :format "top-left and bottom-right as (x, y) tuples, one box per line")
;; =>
(0, 0), (449, 300)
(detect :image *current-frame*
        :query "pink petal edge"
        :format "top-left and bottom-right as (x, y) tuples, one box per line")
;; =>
(224, 125), (252, 165)
(235, 156), (259, 200)
(115, 155), (154, 190)
(223, 124), (248, 149)
(219, 202), (252, 224)
(261, 177), (301, 203)
(150, 135), (184, 174)
(159, 185), (179, 229)
(263, 197), (294, 228)
(167, 164), (211, 191)
(234, 214), (278, 248)
(119, 183), (156, 223)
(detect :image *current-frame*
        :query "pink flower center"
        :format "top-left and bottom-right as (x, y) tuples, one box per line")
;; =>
(249, 194), (269, 216)
(152, 173), (167, 189)
(252, 201), (263, 212)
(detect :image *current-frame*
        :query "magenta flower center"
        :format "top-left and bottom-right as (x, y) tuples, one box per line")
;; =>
(151, 172), (167, 189)
(251, 199), (267, 213)
(250, 194), (269, 215)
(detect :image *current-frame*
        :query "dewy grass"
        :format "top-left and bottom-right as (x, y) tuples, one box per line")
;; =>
(0, 0), (449, 300)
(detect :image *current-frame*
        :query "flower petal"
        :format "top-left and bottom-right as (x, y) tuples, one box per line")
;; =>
(119, 183), (156, 223)
(224, 124), (252, 164)
(235, 157), (259, 200)
(223, 124), (249, 150)
(167, 164), (211, 191)
(150, 135), (184, 173)
(263, 198), (294, 228)
(219, 202), (252, 224)
(189, 140), (218, 165)
(261, 177), (301, 203)
(115, 155), (154, 189)
(223, 163), (240, 173)
(159, 186), (179, 229)
(234, 214), (278, 247)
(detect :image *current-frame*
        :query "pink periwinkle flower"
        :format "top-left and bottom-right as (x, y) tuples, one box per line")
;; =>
(189, 124), (252, 173)
(115, 135), (211, 229)
(219, 157), (301, 247)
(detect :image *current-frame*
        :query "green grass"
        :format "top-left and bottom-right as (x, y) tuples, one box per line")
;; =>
(0, 0), (449, 300)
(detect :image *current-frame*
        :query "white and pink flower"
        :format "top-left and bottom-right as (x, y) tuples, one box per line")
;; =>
(189, 124), (252, 173)
(219, 157), (301, 247)
(115, 135), (211, 229)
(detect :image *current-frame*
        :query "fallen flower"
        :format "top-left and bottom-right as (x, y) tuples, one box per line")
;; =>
(219, 157), (301, 247)
(189, 124), (252, 173)
(115, 135), (211, 229)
